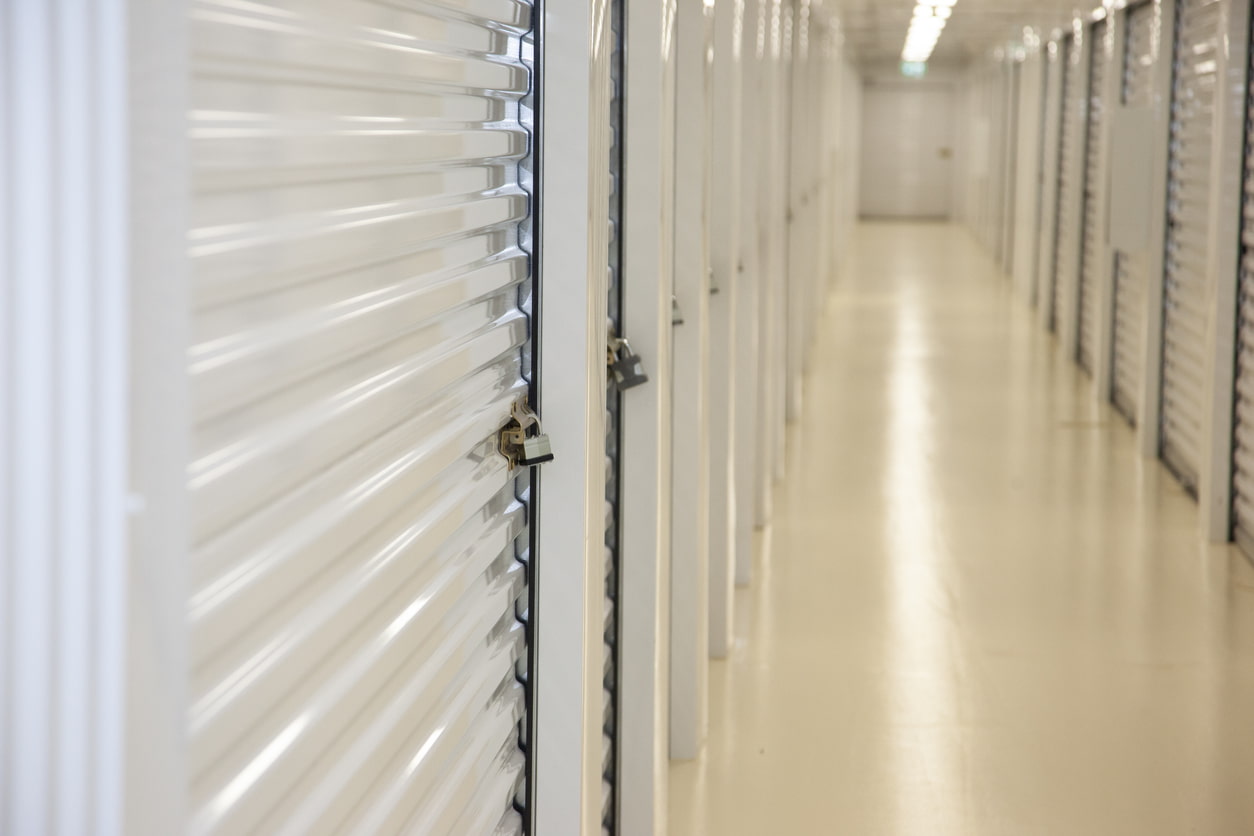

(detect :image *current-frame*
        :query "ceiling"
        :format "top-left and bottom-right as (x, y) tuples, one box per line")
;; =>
(834, 0), (1101, 65)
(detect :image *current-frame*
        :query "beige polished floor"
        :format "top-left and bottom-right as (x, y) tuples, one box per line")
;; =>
(669, 223), (1254, 835)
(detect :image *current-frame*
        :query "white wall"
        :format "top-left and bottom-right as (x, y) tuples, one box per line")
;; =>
(859, 79), (957, 219)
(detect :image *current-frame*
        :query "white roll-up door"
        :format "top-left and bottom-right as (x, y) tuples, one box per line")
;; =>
(1049, 35), (1082, 333)
(187, 2), (534, 833)
(1231, 17), (1254, 552)
(1077, 20), (1109, 373)
(1111, 1), (1156, 424)
(603, 3), (624, 831)
(1160, 0), (1221, 490)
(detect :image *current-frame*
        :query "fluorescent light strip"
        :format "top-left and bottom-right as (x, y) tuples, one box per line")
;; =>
(901, 0), (957, 64)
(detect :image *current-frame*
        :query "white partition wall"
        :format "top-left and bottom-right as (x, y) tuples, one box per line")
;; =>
(734, 0), (764, 587)
(708, 0), (744, 660)
(618, 0), (678, 828)
(752, 0), (775, 522)
(668, 0), (713, 762)
(1012, 46), (1046, 305)
(1036, 40), (1066, 327)
(0, 3), (188, 833)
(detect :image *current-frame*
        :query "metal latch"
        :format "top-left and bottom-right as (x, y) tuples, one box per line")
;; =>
(672, 295), (685, 326)
(607, 329), (649, 390)
(499, 398), (554, 470)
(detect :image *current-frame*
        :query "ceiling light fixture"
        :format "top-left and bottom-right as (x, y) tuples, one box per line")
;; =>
(901, 0), (957, 65)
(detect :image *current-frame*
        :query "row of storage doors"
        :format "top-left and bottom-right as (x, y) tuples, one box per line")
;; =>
(2, 0), (851, 832)
(1033, 0), (1254, 556)
(191, 0), (827, 832)
(1038, 0), (1216, 486)
(193, 0), (635, 832)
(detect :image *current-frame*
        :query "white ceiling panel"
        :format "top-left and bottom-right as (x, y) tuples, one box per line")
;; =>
(836, 0), (1108, 64)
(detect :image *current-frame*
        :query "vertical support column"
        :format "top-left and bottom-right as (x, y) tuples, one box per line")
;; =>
(534, 0), (611, 828)
(617, 0), (677, 827)
(668, 0), (713, 762)
(1037, 42), (1066, 331)
(735, 0), (764, 584)
(771, 0), (789, 482)
(1200, 0), (1251, 540)
(1, 2), (189, 833)
(707, 0), (743, 659)
(752, 0), (774, 528)
(1092, 16), (1120, 402)
(126, 1), (191, 833)
(1013, 45), (1046, 305)
(785, 0), (806, 423)
(1059, 22), (1092, 363)
(1137, 0), (1178, 458)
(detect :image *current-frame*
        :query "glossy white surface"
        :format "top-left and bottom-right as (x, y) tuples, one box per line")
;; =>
(669, 0), (714, 762)
(618, 0), (678, 829)
(708, 0), (744, 663)
(1055, 30), (1088, 354)
(671, 223), (1254, 835)
(187, 1), (533, 832)
(534, 0), (614, 829)
(1, 3), (138, 832)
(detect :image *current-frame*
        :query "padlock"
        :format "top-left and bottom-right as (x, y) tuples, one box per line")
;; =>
(499, 397), (555, 470)
(518, 433), (554, 466)
(611, 338), (649, 390)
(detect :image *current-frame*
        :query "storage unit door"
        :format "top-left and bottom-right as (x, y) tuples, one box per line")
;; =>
(1050, 35), (1082, 333)
(1160, 0), (1221, 490)
(603, 3), (625, 831)
(1111, 0), (1156, 424)
(1232, 21), (1254, 553)
(1077, 20), (1109, 373)
(187, 3), (535, 833)
(1037, 46), (1062, 312)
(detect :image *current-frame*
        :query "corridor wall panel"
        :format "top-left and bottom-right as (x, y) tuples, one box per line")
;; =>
(1078, 21), (1110, 374)
(185, 2), (534, 833)
(1160, 0), (1222, 491)
(1231, 0), (1254, 551)
(1050, 34), (1084, 334)
(1111, 1), (1157, 424)
(669, 0), (713, 762)
(709, 0), (744, 658)
(1036, 42), (1066, 325)
(0, 3), (149, 831)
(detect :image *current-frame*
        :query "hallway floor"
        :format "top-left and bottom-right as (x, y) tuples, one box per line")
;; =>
(669, 223), (1254, 835)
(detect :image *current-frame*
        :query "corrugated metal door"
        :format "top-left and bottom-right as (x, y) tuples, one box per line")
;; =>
(187, 2), (534, 833)
(1050, 35), (1082, 333)
(1077, 20), (1109, 373)
(603, 0), (624, 830)
(1111, 1), (1156, 423)
(1231, 14), (1254, 552)
(1160, 0), (1221, 490)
